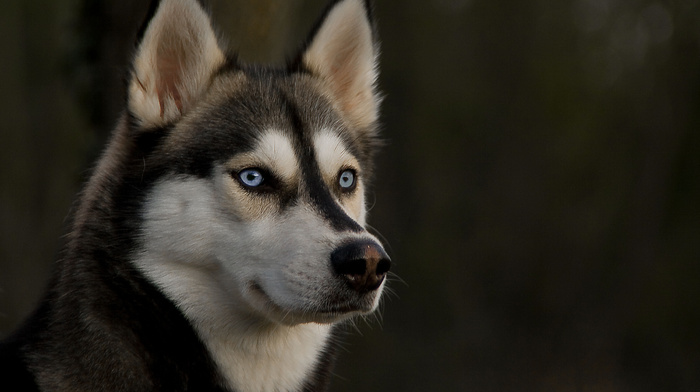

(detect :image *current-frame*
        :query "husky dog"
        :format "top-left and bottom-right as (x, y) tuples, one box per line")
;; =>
(0, 0), (390, 390)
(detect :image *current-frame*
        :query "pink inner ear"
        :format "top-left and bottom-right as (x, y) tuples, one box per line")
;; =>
(156, 55), (184, 118)
(300, 0), (378, 129)
(127, 0), (225, 128)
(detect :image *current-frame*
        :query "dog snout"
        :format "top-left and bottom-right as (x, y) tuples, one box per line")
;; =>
(331, 241), (391, 293)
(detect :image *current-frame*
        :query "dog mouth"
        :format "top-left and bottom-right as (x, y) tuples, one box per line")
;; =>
(248, 282), (371, 322)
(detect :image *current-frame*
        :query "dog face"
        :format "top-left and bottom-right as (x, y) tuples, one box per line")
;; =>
(129, 0), (389, 327)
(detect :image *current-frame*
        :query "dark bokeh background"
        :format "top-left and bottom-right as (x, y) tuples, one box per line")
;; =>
(2, 0), (699, 391)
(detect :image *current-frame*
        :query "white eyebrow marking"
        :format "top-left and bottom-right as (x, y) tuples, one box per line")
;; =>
(253, 130), (299, 181)
(313, 129), (355, 178)
(312, 129), (366, 224)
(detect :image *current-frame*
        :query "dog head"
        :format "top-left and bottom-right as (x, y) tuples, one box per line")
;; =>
(125, 0), (389, 326)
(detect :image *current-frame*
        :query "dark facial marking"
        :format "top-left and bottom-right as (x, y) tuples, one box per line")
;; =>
(281, 93), (363, 233)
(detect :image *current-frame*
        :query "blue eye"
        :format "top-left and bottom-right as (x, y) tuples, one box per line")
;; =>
(338, 169), (356, 189)
(238, 168), (264, 187)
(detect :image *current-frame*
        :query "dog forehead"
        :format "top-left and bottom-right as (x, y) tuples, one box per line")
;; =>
(221, 70), (345, 127)
(161, 70), (357, 177)
(210, 70), (352, 145)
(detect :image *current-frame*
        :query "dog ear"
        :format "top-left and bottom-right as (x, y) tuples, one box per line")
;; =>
(301, 0), (380, 130)
(128, 0), (225, 128)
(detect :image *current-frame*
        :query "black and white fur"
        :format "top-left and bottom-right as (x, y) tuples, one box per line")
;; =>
(0, 0), (389, 391)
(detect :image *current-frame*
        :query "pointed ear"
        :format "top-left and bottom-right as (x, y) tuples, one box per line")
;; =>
(128, 0), (225, 128)
(301, 0), (380, 130)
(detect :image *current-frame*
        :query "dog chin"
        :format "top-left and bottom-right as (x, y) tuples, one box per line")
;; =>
(247, 282), (377, 325)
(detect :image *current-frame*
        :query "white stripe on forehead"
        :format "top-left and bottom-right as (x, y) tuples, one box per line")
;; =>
(252, 130), (299, 181)
(313, 129), (355, 177)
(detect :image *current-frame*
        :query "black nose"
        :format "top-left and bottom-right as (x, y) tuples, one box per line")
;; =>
(331, 241), (391, 293)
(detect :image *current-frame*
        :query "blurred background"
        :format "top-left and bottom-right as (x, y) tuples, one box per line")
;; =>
(1, 0), (699, 390)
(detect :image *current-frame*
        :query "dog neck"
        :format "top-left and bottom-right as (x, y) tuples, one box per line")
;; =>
(200, 320), (332, 392)
(133, 252), (333, 392)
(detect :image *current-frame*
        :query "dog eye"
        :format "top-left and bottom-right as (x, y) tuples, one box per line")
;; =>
(238, 168), (264, 187)
(338, 169), (356, 190)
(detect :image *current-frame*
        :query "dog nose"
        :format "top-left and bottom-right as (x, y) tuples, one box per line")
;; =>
(331, 241), (391, 293)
